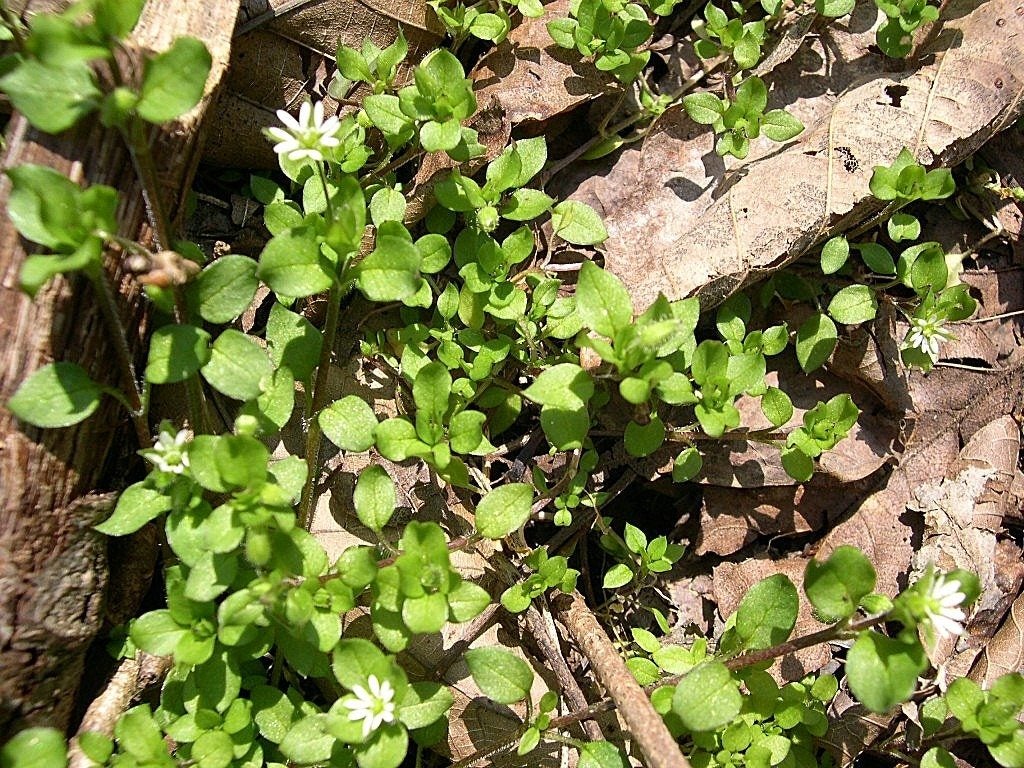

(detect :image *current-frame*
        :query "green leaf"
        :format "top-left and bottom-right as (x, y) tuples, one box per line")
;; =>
(887, 213), (921, 242)
(353, 465), (396, 532)
(551, 201), (608, 245)
(464, 648), (534, 704)
(257, 228), (334, 297)
(469, 11), (511, 40)
(320, 396), (378, 452)
(827, 285), (878, 324)
(398, 682), (454, 729)
(364, 94), (415, 145)
(846, 630), (927, 712)
(576, 261), (632, 338)
(447, 580), (491, 622)
(735, 76), (768, 116)
(624, 416), (666, 457)
(816, 0), (855, 14)
(920, 168), (956, 200)
(761, 386), (793, 427)
(279, 715), (335, 765)
(7, 362), (102, 428)
(732, 32), (762, 70)
(6, 164), (87, 251)
(412, 362), (451, 446)
(191, 730), (233, 768)
(449, 409), (493, 455)
(135, 37), (212, 123)
(501, 188), (554, 221)
(476, 483), (533, 539)
(518, 727), (540, 756)
(265, 303), (321, 383)
(920, 747), (957, 768)
(76, 732), (113, 765)
(95, 482), (172, 536)
(0, 728), (67, 768)
(523, 363), (594, 410)
(130, 609), (187, 656)
(804, 545), (877, 621)
(435, 172), (486, 212)
(0, 59), (100, 133)
(354, 723), (407, 768)
(145, 324), (211, 384)
(195, 255), (259, 323)
(672, 447), (703, 482)
(780, 446), (814, 482)
(201, 329), (273, 401)
(356, 221), (421, 302)
(857, 243), (896, 275)
(420, 119), (463, 153)
(820, 236), (850, 275)
(579, 742), (630, 768)
(603, 563), (634, 589)
(672, 661), (742, 732)
(374, 418), (431, 461)
(403, 591), (449, 633)
(760, 109), (803, 142)
(735, 574), (798, 650)
(20, 244), (99, 297)
(989, 731), (1024, 768)
(336, 45), (374, 83)
(370, 187), (407, 225)
(795, 312), (837, 372)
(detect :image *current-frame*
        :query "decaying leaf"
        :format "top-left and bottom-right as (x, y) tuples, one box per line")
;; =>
(205, 0), (444, 166)
(574, 0), (1024, 310)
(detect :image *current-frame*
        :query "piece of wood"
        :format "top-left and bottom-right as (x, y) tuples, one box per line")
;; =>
(552, 591), (692, 768)
(0, 0), (240, 737)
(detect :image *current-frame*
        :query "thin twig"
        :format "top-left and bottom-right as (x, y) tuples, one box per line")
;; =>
(553, 591), (692, 768)
(523, 602), (606, 742)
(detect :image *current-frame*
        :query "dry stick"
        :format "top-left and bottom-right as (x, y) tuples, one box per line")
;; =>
(523, 603), (606, 742)
(553, 591), (692, 768)
(436, 607), (890, 768)
(67, 652), (172, 768)
(483, 542), (603, 741)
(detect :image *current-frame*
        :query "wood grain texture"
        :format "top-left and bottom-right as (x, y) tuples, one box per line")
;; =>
(0, 0), (240, 736)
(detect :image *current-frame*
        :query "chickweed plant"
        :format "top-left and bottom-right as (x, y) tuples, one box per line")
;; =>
(2, 2), (1022, 768)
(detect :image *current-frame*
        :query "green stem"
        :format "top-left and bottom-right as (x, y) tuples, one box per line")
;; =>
(88, 270), (151, 448)
(298, 282), (344, 530)
(122, 119), (173, 252)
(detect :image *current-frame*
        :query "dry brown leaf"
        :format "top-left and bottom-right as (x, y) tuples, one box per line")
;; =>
(698, 359), (895, 487)
(969, 592), (1024, 688)
(404, 0), (618, 220)
(587, 0), (1024, 310)
(471, 0), (617, 127)
(205, 0), (443, 166)
(821, 690), (898, 768)
(711, 557), (831, 678)
(695, 474), (874, 557)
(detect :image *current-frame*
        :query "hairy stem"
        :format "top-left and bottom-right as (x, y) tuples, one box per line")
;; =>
(298, 282), (343, 529)
(88, 270), (151, 448)
(120, 117), (209, 432)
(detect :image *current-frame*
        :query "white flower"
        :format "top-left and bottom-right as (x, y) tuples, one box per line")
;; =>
(903, 310), (955, 364)
(343, 675), (397, 739)
(265, 101), (342, 163)
(921, 572), (967, 640)
(141, 423), (191, 474)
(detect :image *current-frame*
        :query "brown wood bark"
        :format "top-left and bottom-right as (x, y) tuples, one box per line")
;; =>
(0, 0), (240, 737)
